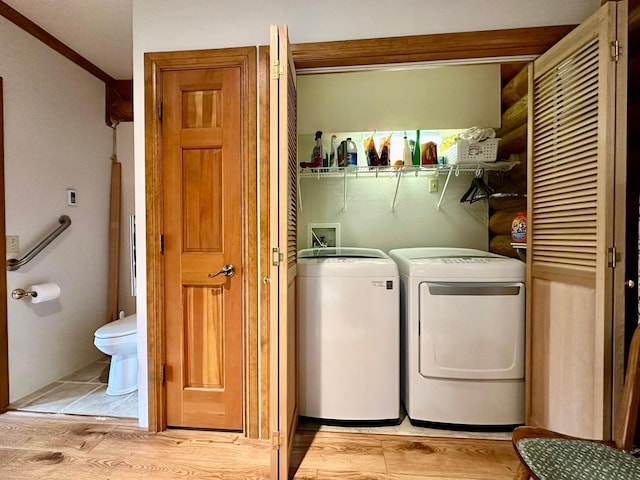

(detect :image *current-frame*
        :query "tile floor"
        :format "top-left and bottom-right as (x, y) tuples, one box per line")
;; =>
(9, 357), (138, 418)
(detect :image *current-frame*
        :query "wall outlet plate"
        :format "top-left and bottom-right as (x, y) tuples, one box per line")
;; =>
(428, 177), (438, 193)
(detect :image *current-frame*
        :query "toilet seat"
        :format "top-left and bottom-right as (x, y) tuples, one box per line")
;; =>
(95, 314), (136, 339)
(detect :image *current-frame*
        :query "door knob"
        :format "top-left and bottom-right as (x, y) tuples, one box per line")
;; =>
(208, 264), (236, 278)
(625, 279), (635, 288)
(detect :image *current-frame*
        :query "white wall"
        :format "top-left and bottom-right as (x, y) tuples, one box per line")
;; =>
(299, 174), (489, 252)
(132, 0), (601, 427)
(1, 17), (113, 401)
(298, 64), (502, 134)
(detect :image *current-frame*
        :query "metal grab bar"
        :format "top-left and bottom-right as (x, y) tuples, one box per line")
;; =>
(6, 215), (71, 271)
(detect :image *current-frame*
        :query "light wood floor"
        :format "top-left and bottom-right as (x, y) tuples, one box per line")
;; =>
(0, 411), (520, 479)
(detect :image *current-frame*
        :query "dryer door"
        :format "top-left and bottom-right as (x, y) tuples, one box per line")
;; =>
(418, 282), (525, 380)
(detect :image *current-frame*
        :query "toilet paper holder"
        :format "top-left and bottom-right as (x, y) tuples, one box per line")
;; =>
(10, 283), (61, 303)
(11, 288), (36, 300)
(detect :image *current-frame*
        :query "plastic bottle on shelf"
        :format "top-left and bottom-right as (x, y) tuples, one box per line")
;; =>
(330, 135), (338, 167)
(421, 141), (437, 165)
(310, 131), (323, 167)
(378, 133), (391, 166)
(299, 131), (324, 168)
(412, 130), (421, 166)
(338, 140), (347, 167)
(402, 132), (412, 166)
(346, 137), (358, 166)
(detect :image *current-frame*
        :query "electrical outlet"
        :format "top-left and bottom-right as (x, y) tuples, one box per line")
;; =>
(6, 235), (19, 254)
(428, 177), (438, 193)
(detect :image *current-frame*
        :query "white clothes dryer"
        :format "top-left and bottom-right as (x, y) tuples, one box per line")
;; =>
(388, 247), (525, 428)
(297, 247), (400, 423)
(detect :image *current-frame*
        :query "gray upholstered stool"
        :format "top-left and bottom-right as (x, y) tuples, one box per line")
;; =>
(516, 438), (640, 480)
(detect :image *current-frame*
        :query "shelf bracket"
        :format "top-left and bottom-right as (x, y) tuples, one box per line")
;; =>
(391, 169), (402, 212)
(436, 166), (455, 211)
(297, 173), (303, 213)
(342, 168), (348, 212)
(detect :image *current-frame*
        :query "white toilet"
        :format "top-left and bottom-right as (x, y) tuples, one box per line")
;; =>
(94, 313), (138, 395)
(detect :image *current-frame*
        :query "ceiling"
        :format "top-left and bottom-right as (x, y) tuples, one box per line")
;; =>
(4, 0), (133, 80)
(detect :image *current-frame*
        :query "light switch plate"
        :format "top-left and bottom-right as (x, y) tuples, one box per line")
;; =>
(6, 235), (19, 254)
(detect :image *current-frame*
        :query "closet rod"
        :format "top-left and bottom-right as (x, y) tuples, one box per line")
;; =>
(6, 215), (71, 271)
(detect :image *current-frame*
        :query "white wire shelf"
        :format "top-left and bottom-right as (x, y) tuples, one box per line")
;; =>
(298, 162), (515, 179)
(297, 161), (517, 211)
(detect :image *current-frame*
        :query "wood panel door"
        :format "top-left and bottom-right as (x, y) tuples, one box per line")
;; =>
(163, 67), (243, 430)
(527, 0), (627, 440)
(269, 25), (298, 479)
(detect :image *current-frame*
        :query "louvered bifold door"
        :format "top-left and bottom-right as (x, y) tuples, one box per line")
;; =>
(527, 1), (626, 441)
(282, 24), (299, 474)
(269, 24), (298, 480)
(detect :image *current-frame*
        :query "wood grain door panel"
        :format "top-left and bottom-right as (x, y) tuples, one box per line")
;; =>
(183, 285), (225, 389)
(182, 149), (223, 252)
(270, 24), (299, 479)
(164, 67), (243, 430)
(526, 1), (627, 440)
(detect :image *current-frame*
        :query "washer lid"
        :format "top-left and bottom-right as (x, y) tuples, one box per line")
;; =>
(298, 247), (398, 277)
(95, 314), (137, 339)
(298, 247), (389, 259)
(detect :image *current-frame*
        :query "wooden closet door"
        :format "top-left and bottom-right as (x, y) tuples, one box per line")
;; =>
(527, 1), (627, 440)
(163, 67), (243, 430)
(269, 24), (299, 480)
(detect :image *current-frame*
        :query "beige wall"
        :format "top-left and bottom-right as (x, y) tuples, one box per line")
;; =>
(1, 17), (113, 401)
(298, 64), (501, 134)
(116, 123), (136, 318)
(298, 174), (489, 252)
(296, 63), (500, 251)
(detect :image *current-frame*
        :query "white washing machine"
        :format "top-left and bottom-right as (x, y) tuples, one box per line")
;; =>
(388, 247), (525, 428)
(297, 247), (399, 423)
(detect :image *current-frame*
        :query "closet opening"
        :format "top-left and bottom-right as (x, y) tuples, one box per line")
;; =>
(261, 25), (578, 447)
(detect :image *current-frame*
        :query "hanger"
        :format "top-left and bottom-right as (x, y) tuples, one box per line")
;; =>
(460, 168), (495, 203)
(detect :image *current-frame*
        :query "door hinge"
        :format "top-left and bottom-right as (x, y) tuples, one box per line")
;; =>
(271, 60), (283, 79)
(608, 247), (621, 268)
(611, 40), (620, 62)
(160, 234), (164, 254)
(272, 247), (283, 266)
(271, 431), (281, 450)
(158, 102), (163, 120)
(160, 364), (166, 385)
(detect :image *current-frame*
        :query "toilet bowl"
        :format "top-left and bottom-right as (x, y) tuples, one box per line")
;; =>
(94, 313), (138, 395)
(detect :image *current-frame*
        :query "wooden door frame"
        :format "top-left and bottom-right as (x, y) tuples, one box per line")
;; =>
(0, 78), (7, 412)
(144, 48), (257, 434)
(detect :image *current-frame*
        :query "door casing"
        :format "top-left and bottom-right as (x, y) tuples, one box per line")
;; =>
(144, 48), (257, 434)
(0, 78), (7, 413)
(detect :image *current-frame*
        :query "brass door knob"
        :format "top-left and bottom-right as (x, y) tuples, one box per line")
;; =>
(625, 279), (636, 288)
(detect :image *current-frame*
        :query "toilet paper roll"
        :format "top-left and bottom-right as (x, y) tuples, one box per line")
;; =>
(29, 283), (61, 304)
